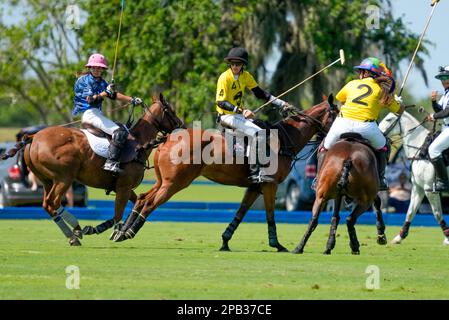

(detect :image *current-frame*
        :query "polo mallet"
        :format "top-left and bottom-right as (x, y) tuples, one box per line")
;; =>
(254, 49), (346, 114)
(111, 0), (125, 85)
(398, 0), (440, 96)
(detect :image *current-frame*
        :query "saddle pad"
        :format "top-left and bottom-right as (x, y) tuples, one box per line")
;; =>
(81, 129), (109, 158)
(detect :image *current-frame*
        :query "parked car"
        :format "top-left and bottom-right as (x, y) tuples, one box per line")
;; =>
(251, 140), (319, 211)
(0, 126), (88, 208)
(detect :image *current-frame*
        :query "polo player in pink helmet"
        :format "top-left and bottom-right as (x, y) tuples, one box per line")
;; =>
(73, 53), (143, 174)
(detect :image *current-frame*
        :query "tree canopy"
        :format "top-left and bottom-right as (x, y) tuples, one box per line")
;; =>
(0, 0), (431, 127)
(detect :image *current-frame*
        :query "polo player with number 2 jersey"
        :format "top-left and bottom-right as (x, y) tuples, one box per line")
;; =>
(318, 57), (405, 190)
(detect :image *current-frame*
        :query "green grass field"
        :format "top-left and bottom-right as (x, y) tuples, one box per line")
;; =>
(1, 219), (448, 300)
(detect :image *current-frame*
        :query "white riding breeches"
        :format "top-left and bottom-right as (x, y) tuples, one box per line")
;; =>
(219, 114), (263, 137)
(323, 116), (386, 150)
(81, 108), (120, 135)
(429, 125), (449, 159)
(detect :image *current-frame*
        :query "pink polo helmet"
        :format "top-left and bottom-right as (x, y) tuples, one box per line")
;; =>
(85, 53), (108, 69)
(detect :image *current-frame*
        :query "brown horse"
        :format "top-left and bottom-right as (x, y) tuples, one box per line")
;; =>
(293, 135), (387, 255)
(3, 94), (184, 246)
(112, 96), (339, 252)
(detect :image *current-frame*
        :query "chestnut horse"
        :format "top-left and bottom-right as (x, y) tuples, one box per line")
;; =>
(293, 135), (387, 255)
(2, 94), (184, 246)
(113, 96), (339, 252)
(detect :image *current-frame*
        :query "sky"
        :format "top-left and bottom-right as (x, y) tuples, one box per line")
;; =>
(1, 1), (447, 99)
(392, 0), (449, 99)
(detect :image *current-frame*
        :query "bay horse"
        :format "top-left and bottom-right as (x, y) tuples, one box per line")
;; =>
(2, 94), (184, 246)
(112, 96), (339, 252)
(293, 134), (388, 255)
(378, 111), (449, 245)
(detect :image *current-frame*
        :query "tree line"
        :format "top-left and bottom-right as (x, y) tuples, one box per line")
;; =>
(0, 0), (430, 128)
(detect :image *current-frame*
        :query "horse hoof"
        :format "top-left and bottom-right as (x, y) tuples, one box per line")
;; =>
(69, 238), (82, 246)
(391, 235), (403, 244)
(351, 250), (360, 255)
(219, 246), (231, 252)
(377, 235), (387, 245)
(292, 247), (304, 254)
(73, 229), (83, 239)
(82, 225), (96, 235)
(323, 249), (331, 255)
(277, 246), (289, 253)
(112, 232), (126, 242)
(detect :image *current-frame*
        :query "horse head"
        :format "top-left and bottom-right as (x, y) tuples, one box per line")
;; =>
(144, 93), (186, 134)
(301, 93), (338, 135)
(379, 111), (429, 159)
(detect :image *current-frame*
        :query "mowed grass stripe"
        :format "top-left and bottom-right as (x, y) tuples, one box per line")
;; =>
(1, 220), (448, 299)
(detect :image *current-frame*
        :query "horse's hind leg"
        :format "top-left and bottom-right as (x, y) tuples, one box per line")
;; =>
(392, 185), (424, 244)
(346, 203), (370, 255)
(43, 179), (82, 246)
(293, 197), (325, 254)
(220, 185), (261, 252)
(324, 194), (342, 255)
(373, 195), (387, 245)
(425, 191), (449, 244)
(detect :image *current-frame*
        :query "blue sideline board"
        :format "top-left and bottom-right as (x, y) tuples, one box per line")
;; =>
(0, 200), (443, 227)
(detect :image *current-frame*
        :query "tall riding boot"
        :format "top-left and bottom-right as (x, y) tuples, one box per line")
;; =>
(311, 148), (327, 190)
(248, 132), (274, 184)
(103, 128), (127, 174)
(428, 156), (449, 192)
(375, 150), (388, 191)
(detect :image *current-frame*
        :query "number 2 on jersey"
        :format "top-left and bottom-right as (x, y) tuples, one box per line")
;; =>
(352, 84), (373, 106)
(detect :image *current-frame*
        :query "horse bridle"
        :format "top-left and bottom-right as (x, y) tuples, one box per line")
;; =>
(143, 100), (185, 135)
(287, 101), (337, 135)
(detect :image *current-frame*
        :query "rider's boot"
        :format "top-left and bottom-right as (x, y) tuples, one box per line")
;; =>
(248, 132), (274, 184)
(103, 127), (127, 174)
(427, 156), (449, 192)
(374, 148), (389, 191)
(311, 147), (327, 190)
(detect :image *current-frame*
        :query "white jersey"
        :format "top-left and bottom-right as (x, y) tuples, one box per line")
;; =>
(439, 89), (449, 126)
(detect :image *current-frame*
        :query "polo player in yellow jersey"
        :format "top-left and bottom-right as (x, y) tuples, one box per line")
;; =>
(319, 57), (405, 190)
(215, 47), (292, 184)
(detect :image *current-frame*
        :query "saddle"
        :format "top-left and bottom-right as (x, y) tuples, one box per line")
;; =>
(217, 118), (293, 159)
(338, 132), (372, 148)
(417, 130), (449, 166)
(81, 123), (139, 164)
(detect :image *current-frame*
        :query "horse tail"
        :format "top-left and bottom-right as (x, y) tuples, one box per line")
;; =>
(337, 158), (352, 190)
(0, 134), (34, 161)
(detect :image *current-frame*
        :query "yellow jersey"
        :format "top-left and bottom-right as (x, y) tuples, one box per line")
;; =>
(216, 69), (258, 115)
(336, 77), (400, 122)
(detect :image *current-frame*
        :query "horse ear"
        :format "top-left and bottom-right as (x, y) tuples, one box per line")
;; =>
(152, 95), (158, 103)
(322, 94), (328, 101)
(327, 93), (334, 107)
(159, 93), (165, 104)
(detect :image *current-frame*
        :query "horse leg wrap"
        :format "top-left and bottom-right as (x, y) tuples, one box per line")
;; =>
(439, 220), (449, 237)
(53, 215), (73, 238)
(376, 220), (386, 235)
(267, 221), (279, 247)
(57, 207), (79, 229)
(222, 217), (241, 241)
(123, 210), (139, 231)
(399, 221), (412, 239)
(95, 218), (115, 234)
(125, 215), (146, 239)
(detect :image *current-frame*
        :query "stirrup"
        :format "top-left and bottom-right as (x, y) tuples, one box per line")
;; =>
(103, 160), (122, 174)
(249, 169), (274, 184)
(426, 182), (448, 193)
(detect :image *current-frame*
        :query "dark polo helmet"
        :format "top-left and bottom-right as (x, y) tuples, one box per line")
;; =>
(224, 47), (249, 65)
(435, 66), (449, 80)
